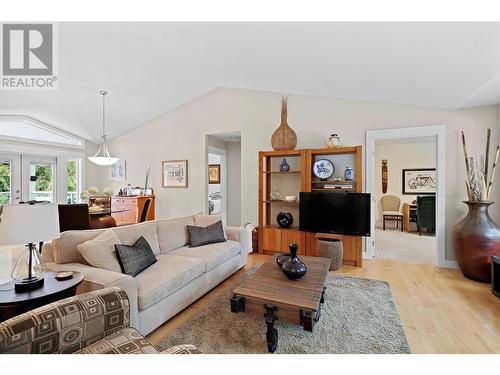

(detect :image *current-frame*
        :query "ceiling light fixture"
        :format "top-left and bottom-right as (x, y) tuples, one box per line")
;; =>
(88, 90), (119, 166)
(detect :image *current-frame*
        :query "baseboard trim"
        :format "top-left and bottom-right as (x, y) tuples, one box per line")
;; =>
(438, 260), (459, 269)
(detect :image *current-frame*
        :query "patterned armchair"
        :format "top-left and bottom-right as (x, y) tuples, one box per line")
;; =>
(0, 287), (200, 354)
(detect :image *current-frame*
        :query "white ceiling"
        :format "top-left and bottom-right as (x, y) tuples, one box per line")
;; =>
(0, 22), (499, 142)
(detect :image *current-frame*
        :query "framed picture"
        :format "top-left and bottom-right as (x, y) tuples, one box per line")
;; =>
(109, 160), (126, 181)
(208, 164), (221, 184)
(162, 160), (188, 188)
(402, 168), (436, 195)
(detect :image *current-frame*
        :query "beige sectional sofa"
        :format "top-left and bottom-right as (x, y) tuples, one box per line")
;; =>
(42, 214), (251, 336)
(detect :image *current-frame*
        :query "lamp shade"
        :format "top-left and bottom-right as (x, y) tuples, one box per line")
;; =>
(0, 204), (60, 245)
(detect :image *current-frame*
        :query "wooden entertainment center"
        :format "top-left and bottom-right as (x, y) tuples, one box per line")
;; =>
(258, 146), (363, 266)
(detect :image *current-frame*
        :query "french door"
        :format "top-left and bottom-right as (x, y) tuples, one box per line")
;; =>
(0, 154), (57, 204)
(0, 153), (21, 204)
(22, 156), (57, 203)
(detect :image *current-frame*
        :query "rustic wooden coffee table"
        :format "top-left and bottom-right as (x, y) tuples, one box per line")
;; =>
(230, 255), (330, 352)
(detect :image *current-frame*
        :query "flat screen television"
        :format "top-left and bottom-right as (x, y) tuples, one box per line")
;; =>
(299, 192), (371, 236)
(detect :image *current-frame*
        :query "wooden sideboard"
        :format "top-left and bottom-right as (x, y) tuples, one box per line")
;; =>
(403, 203), (417, 232)
(111, 196), (155, 226)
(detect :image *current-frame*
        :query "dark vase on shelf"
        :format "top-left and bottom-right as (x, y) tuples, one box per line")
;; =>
(452, 201), (500, 283)
(279, 158), (290, 172)
(281, 243), (307, 280)
(276, 212), (293, 228)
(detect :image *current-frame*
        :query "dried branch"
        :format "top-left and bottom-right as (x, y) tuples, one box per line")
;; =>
(486, 144), (500, 200)
(461, 131), (473, 200)
(485, 128), (491, 183)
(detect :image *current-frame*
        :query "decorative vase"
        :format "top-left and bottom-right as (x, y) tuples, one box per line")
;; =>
(279, 158), (290, 172)
(281, 244), (307, 280)
(344, 166), (354, 181)
(326, 133), (341, 148)
(276, 253), (291, 267)
(270, 184), (282, 201)
(271, 97), (297, 151)
(276, 212), (293, 228)
(452, 201), (500, 282)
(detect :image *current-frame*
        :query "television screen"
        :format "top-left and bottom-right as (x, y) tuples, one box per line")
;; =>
(299, 192), (371, 236)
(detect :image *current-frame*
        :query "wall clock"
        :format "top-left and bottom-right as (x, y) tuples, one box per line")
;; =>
(313, 159), (335, 180)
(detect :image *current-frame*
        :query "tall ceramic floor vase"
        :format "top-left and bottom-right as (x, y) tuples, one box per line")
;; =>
(452, 201), (500, 282)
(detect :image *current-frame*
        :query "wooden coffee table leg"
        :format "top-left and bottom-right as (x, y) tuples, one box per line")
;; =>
(320, 287), (326, 304)
(300, 310), (315, 332)
(264, 304), (278, 353)
(230, 295), (245, 312)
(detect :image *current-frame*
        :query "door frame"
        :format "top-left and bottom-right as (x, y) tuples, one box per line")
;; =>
(365, 125), (455, 269)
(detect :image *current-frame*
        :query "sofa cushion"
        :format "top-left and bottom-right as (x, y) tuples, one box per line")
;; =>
(112, 222), (160, 256)
(77, 230), (122, 273)
(169, 240), (241, 272)
(193, 214), (227, 239)
(115, 236), (157, 277)
(135, 254), (204, 310)
(187, 220), (226, 247)
(56, 229), (106, 264)
(157, 215), (194, 253)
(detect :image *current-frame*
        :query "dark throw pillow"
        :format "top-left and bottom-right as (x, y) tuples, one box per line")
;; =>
(115, 236), (157, 276)
(187, 220), (227, 247)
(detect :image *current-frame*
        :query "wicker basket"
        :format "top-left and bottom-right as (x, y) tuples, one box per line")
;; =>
(271, 97), (297, 151)
(317, 239), (343, 271)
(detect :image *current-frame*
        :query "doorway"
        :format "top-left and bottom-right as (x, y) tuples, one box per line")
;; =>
(373, 137), (437, 264)
(365, 125), (449, 268)
(206, 132), (242, 227)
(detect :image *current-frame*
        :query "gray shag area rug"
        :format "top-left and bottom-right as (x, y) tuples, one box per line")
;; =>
(157, 271), (411, 354)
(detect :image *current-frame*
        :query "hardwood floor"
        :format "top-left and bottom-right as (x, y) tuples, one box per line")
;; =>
(147, 253), (500, 354)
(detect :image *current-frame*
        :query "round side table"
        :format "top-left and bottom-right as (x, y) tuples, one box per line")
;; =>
(0, 271), (84, 322)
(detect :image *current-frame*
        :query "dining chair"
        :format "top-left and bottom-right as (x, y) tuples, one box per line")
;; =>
(139, 198), (152, 223)
(381, 195), (403, 231)
(58, 204), (91, 232)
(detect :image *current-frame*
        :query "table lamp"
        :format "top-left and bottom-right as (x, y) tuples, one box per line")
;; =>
(0, 203), (60, 292)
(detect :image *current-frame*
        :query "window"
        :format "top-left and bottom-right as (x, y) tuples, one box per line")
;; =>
(0, 115), (83, 147)
(66, 159), (80, 204)
(30, 162), (54, 202)
(0, 161), (11, 204)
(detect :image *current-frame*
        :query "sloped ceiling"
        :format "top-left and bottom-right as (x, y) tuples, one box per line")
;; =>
(0, 22), (499, 142)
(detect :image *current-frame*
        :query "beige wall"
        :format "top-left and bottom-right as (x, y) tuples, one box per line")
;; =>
(84, 142), (108, 190)
(374, 140), (436, 227)
(89, 87), (500, 262)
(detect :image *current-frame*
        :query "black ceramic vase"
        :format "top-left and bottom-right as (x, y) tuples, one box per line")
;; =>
(277, 212), (293, 228)
(276, 253), (290, 267)
(281, 243), (307, 280)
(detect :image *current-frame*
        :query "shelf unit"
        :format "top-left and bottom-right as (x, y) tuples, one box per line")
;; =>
(258, 150), (307, 255)
(258, 146), (363, 267)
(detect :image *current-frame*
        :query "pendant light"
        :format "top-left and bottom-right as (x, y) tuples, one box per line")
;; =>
(88, 90), (119, 166)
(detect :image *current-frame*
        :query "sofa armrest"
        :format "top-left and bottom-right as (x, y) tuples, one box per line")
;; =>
(41, 240), (56, 263)
(46, 262), (138, 329)
(161, 344), (202, 354)
(0, 287), (129, 354)
(226, 225), (252, 254)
